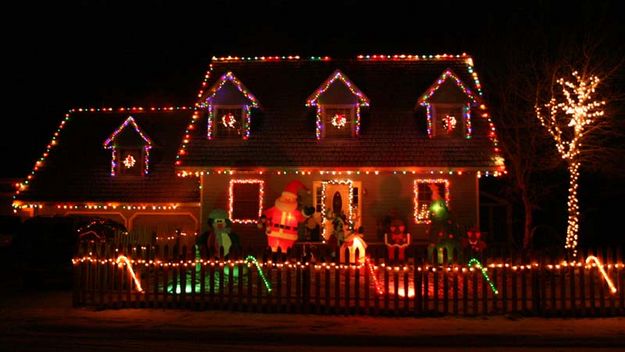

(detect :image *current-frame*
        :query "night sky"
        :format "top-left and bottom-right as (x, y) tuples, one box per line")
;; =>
(5, 1), (625, 244)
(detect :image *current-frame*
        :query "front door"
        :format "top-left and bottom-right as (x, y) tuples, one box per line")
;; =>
(313, 180), (362, 237)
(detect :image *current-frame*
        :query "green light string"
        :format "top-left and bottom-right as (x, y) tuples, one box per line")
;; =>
(468, 258), (499, 295)
(246, 255), (272, 293)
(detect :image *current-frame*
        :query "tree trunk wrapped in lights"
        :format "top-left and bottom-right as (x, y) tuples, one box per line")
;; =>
(535, 71), (605, 258)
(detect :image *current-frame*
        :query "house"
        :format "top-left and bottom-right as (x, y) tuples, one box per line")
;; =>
(13, 54), (505, 247)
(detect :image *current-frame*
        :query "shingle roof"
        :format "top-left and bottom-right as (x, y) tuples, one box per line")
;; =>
(179, 57), (501, 169)
(16, 110), (199, 203)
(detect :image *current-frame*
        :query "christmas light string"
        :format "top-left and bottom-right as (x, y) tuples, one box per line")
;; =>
(468, 258), (498, 295)
(246, 255), (272, 293)
(116, 255), (144, 293)
(177, 169), (504, 178)
(586, 256), (618, 294)
(73, 255), (625, 272)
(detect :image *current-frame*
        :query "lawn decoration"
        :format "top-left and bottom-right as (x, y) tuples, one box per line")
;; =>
(116, 255), (144, 293)
(461, 227), (486, 254)
(586, 255), (618, 294)
(427, 184), (461, 263)
(260, 180), (309, 252)
(468, 258), (498, 295)
(246, 255), (272, 293)
(364, 257), (384, 295)
(340, 228), (367, 264)
(384, 218), (411, 261)
(197, 209), (238, 257)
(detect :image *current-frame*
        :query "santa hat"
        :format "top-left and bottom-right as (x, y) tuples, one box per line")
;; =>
(282, 180), (309, 197)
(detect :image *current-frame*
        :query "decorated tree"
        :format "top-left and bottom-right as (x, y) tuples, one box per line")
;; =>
(535, 71), (606, 257)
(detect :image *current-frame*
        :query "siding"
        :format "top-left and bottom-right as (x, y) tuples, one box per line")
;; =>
(200, 172), (479, 247)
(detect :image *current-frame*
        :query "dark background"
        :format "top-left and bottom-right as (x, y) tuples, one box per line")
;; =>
(4, 0), (625, 247)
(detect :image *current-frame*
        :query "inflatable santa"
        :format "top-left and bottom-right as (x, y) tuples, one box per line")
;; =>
(260, 180), (309, 252)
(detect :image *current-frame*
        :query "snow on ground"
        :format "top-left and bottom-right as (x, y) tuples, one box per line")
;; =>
(1, 289), (624, 351)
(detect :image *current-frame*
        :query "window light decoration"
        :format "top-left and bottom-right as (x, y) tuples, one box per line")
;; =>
(442, 114), (457, 133)
(203, 71), (259, 140)
(103, 116), (153, 176)
(417, 69), (478, 139)
(331, 113), (347, 129)
(319, 179), (354, 236)
(306, 70), (370, 139)
(123, 154), (137, 169)
(413, 179), (450, 224)
(228, 179), (265, 224)
(536, 71), (606, 258)
(221, 112), (238, 128)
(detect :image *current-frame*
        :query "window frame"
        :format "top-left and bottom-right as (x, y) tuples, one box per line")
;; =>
(228, 179), (265, 224)
(116, 147), (145, 176)
(413, 179), (451, 224)
(210, 104), (247, 139)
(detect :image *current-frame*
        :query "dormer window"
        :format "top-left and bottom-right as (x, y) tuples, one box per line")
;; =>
(307, 69), (369, 139)
(417, 69), (478, 139)
(103, 116), (152, 176)
(203, 72), (259, 140)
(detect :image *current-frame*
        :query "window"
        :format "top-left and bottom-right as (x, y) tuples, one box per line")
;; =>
(323, 106), (355, 138)
(117, 147), (143, 176)
(432, 105), (465, 138)
(413, 179), (450, 224)
(214, 107), (243, 138)
(228, 179), (264, 224)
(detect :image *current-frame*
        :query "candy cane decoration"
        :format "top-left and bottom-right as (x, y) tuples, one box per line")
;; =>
(468, 258), (498, 295)
(116, 255), (144, 293)
(364, 257), (384, 295)
(586, 256), (618, 294)
(245, 255), (272, 293)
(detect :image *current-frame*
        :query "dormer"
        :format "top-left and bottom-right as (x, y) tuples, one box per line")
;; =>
(103, 116), (153, 176)
(418, 69), (478, 139)
(306, 70), (369, 139)
(204, 72), (259, 140)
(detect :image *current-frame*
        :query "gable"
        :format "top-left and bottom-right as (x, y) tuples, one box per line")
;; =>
(209, 80), (254, 105)
(428, 79), (473, 104)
